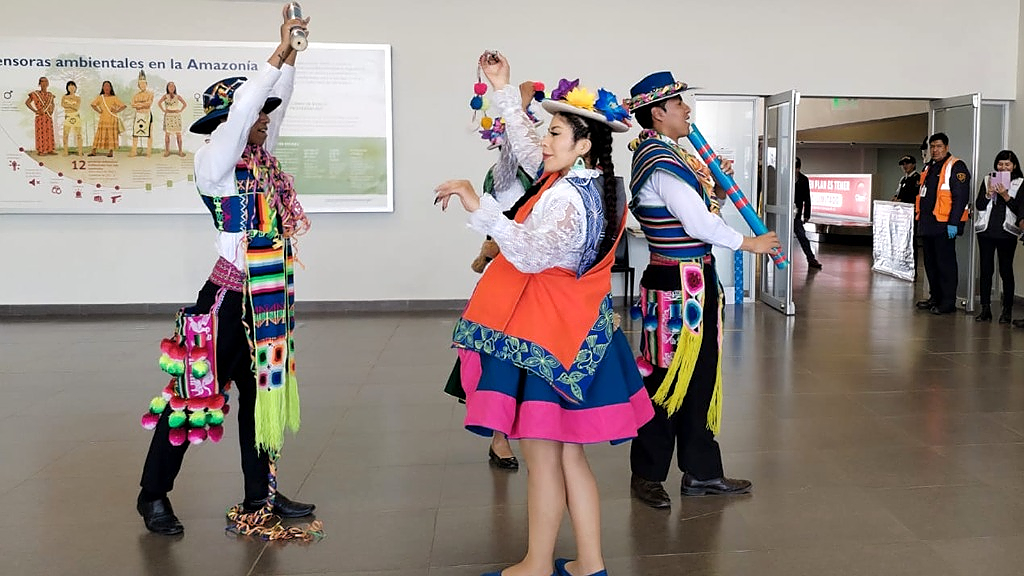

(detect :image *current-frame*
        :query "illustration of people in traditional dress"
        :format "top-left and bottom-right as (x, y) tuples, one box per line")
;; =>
(62, 81), (84, 156)
(89, 80), (126, 157)
(159, 82), (187, 157)
(131, 70), (155, 157)
(25, 77), (56, 155)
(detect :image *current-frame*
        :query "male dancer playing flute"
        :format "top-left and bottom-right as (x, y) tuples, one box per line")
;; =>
(623, 72), (779, 508)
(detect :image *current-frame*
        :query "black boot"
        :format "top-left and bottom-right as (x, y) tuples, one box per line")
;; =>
(975, 305), (992, 322)
(999, 307), (1012, 324)
(137, 494), (184, 535)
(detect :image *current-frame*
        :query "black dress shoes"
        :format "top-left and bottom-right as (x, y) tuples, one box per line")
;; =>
(488, 447), (520, 470)
(630, 473), (671, 509)
(930, 306), (955, 315)
(137, 496), (184, 535)
(681, 473), (752, 496)
(241, 493), (315, 518)
(916, 299), (937, 310)
(998, 308), (1012, 324)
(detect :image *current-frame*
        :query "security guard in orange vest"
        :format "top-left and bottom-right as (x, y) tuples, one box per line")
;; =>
(915, 132), (971, 315)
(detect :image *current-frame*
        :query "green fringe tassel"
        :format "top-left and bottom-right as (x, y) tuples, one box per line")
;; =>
(254, 372), (301, 454)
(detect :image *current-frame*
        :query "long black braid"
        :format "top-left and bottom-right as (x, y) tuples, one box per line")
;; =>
(557, 112), (619, 261)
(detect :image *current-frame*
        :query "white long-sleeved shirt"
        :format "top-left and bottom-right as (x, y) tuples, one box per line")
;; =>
(195, 62), (296, 270)
(489, 84), (542, 211)
(633, 169), (743, 251)
(469, 168), (599, 274)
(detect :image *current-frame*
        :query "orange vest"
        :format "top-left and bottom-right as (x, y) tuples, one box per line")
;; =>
(461, 174), (625, 370)
(916, 155), (969, 223)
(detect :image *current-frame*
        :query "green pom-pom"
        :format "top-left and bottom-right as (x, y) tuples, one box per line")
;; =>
(188, 410), (207, 428)
(191, 359), (210, 379)
(168, 410), (187, 428)
(167, 360), (185, 377)
(207, 409), (224, 426)
(149, 396), (168, 414)
(158, 354), (171, 372)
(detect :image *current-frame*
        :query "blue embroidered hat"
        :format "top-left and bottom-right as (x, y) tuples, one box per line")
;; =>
(189, 77), (283, 135)
(622, 71), (696, 113)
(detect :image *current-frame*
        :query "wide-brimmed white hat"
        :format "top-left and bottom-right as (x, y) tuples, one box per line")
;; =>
(540, 78), (631, 133)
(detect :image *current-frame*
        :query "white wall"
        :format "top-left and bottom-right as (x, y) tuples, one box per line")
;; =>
(3, 0), (1021, 305)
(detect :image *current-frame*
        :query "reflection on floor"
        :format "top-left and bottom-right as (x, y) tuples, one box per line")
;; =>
(2, 243), (1023, 576)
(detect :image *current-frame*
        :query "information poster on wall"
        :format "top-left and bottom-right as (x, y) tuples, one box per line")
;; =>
(807, 174), (872, 222)
(0, 38), (393, 213)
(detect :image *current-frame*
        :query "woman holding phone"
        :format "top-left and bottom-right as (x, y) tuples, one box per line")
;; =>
(974, 150), (1022, 323)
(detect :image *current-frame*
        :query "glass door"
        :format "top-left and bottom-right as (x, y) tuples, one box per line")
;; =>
(759, 90), (798, 315)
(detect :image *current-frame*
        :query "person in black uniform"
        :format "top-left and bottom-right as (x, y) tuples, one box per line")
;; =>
(915, 133), (971, 315)
(793, 158), (822, 269)
(894, 155), (922, 267)
(893, 155), (920, 203)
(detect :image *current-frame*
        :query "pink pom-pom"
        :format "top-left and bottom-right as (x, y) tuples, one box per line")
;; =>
(207, 425), (224, 443)
(140, 412), (160, 430)
(473, 82), (487, 96)
(533, 82), (545, 92)
(187, 428), (207, 445)
(222, 402), (230, 416)
(169, 396), (187, 411)
(168, 428), (187, 446)
(160, 338), (177, 355)
(636, 356), (654, 377)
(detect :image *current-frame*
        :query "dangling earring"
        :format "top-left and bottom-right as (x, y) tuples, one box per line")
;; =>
(573, 156), (587, 171)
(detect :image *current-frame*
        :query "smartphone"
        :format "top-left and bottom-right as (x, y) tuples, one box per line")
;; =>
(990, 171), (1010, 190)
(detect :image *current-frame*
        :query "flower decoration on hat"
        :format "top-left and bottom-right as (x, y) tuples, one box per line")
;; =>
(595, 89), (630, 123)
(551, 78), (580, 101)
(563, 86), (598, 111)
(542, 78), (632, 132)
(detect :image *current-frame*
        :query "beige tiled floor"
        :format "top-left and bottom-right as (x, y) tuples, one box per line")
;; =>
(2, 244), (1024, 575)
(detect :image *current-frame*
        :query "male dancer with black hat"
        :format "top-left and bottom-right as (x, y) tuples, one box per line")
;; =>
(137, 6), (314, 536)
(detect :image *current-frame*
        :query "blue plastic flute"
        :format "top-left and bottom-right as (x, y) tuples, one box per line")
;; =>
(686, 124), (789, 269)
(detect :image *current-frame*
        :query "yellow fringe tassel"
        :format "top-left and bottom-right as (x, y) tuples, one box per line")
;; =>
(255, 372), (302, 454)
(650, 262), (725, 435)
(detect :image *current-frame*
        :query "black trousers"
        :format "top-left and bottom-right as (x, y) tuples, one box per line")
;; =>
(921, 234), (959, 310)
(140, 281), (270, 502)
(977, 235), (1018, 309)
(630, 263), (724, 482)
(793, 217), (817, 262)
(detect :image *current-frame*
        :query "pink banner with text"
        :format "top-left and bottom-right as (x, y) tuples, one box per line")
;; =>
(807, 174), (872, 222)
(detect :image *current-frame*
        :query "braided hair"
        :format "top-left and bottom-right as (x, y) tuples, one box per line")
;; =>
(555, 112), (619, 260)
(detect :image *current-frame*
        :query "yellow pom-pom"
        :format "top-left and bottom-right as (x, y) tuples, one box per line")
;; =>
(480, 117), (493, 129)
(481, 97), (490, 112)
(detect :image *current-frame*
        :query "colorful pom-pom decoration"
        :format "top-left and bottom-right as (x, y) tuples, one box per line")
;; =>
(474, 82), (488, 96)
(188, 410), (208, 428)
(470, 96), (483, 110)
(191, 358), (210, 379)
(168, 428), (187, 446)
(480, 116), (493, 129)
(635, 356), (654, 377)
(169, 396), (187, 412)
(222, 402), (231, 416)
(207, 409), (225, 426)
(208, 425), (224, 443)
(168, 410), (187, 429)
(149, 396), (168, 414)
(187, 428), (207, 445)
(667, 317), (684, 334)
(630, 304), (643, 321)
(208, 395), (226, 410)
(480, 97), (490, 112)
(643, 314), (658, 332)
(140, 412), (160, 430)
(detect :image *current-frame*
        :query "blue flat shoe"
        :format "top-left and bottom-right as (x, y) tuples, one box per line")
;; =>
(554, 558), (607, 576)
(483, 568), (561, 576)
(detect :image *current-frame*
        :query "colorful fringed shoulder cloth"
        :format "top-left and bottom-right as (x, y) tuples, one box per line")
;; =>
(628, 130), (726, 435)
